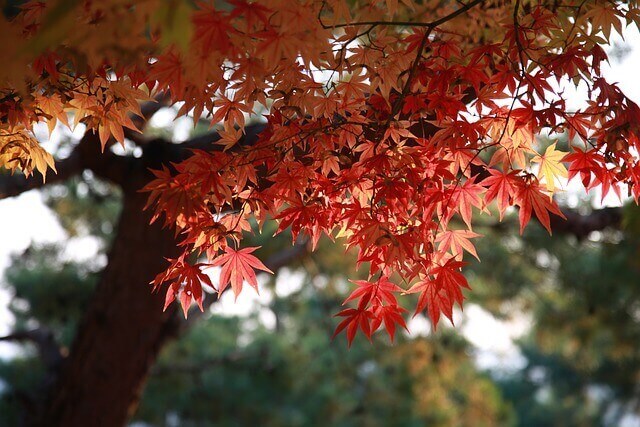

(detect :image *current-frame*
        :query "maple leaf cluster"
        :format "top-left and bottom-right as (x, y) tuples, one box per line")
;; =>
(3, 0), (640, 345)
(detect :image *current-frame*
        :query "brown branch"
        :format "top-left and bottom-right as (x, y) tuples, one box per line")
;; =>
(0, 130), (143, 201)
(0, 328), (64, 370)
(263, 237), (310, 271)
(0, 97), (168, 200)
(125, 92), (172, 145)
(320, 0), (484, 29)
(389, 27), (433, 120)
(0, 152), (83, 199)
(126, 124), (267, 177)
(179, 123), (265, 152)
(76, 132), (138, 186)
(551, 206), (623, 239)
(489, 206), (623, 239)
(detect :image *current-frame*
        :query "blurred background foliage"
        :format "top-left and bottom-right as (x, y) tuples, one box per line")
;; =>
(2, 164), (640, 426)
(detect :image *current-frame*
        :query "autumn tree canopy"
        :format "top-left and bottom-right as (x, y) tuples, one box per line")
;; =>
(2, 0), (640, 345)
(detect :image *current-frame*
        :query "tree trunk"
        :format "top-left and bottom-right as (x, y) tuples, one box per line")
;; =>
(35, 189), (181, 427)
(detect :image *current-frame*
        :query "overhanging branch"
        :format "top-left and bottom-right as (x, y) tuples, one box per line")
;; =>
(0, 96), (171, 200)
(0, 328), (63, 369)
(125, 93), (172, 145)
(552, 206), (623, 239)
(0, 151), (83, 199)
(489, 206), (624, 239)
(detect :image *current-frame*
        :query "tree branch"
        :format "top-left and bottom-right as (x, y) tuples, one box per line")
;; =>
(489, 206), (624, 239)
(551, 206), (623, 239)
(319, 0), (484, 29)
(179, 123), (265, 152)
(0, 96), (170, 200)
(125, 92), (172, 145)
(75, 132), (138, 187)
(0, 152), (83, 199)
(0, 328), (64, 370)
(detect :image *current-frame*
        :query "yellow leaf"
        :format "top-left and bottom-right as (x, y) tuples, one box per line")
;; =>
(36, 94), (69, 135)
(0, 129), (56, 181)
(27, 140), (56, 182)
(532, 142), (568, 192)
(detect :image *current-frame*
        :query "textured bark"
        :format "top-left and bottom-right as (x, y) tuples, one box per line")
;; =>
(34, 189), (181, 427)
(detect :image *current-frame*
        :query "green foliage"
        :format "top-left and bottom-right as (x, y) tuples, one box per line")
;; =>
(136, 281), (514, 427)
(464, 205), (640, 426)
(0, 356), (46, 427)
(0, 245), (98, 424)
(5, 245), (98, 345)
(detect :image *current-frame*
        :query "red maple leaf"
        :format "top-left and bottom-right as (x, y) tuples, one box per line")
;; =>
(371, 304), (408, 343)
(332, 308), (374, 347)
(514, 180), (566, 234)
(343, 276), (403, 308)
(481, 169), (520, 220)
(212, 246), (274, 297)
(449, 177), (485, 229)
(407, 259), (469, 329)
(152, 256), (215, 318)
(563, 147), (605, 190)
